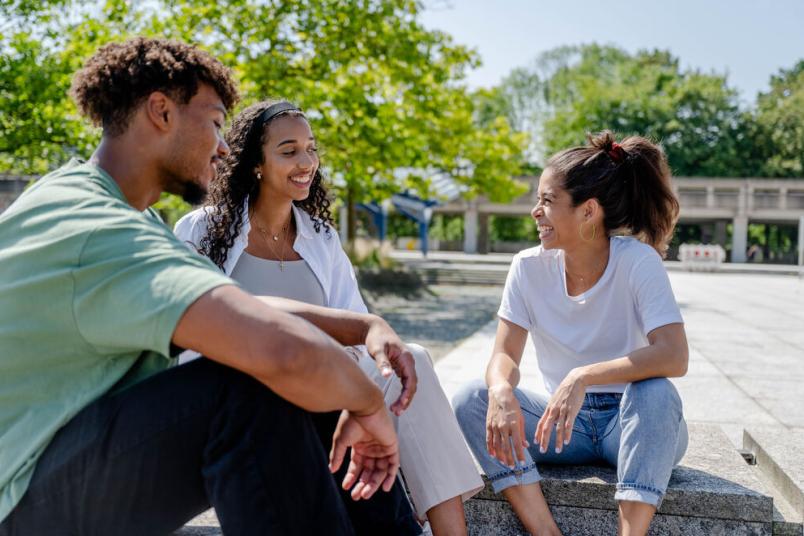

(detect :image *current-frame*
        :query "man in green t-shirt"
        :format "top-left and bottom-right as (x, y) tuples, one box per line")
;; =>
(0, 38), (420, 535)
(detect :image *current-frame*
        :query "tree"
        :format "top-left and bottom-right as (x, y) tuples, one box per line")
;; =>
(754, 61), (804, 177)
(0, 23), (97, 174)
(1, 0), (528, 232)
(496, 44), (765, 177)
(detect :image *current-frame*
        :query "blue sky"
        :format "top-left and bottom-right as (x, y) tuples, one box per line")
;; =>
(419, 0), (804, 103)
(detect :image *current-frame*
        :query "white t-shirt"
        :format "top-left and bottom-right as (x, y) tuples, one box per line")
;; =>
(498, 236), (683, 394)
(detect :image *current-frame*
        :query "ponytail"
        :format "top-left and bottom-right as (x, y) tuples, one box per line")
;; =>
(546, 131), (679, 257)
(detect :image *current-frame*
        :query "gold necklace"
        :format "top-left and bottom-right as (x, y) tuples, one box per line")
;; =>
(254, 216), (291, 271)
(565, 255), (608, 289)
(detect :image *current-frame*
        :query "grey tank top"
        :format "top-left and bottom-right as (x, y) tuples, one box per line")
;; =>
(230, 251), (326, 307)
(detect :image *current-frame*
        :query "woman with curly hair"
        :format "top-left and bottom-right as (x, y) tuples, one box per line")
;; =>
(174, 100), (482, 536)
(453, 132), (688, 536)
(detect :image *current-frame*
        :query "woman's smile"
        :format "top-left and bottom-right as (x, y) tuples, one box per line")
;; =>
(289, 173), (312, 188)
(537, 223), (555, 241)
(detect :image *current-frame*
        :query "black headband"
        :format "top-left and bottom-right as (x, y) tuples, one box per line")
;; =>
(258, 101), (301, 125)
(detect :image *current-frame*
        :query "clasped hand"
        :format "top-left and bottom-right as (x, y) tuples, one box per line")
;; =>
(486, 370), (586, 465)
(364, 317), (417, 416)
(329, 407), (400, 500)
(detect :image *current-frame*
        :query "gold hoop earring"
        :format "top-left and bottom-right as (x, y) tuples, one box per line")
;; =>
(579, 221), (597, 242)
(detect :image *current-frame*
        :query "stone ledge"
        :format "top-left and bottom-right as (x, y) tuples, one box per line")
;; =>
(465, 499), (772, 536)
(173, 510), (220, 536)
(176, 423), (775, 535)
(473, 423), (772, 524)
(744, 427), (804, 519)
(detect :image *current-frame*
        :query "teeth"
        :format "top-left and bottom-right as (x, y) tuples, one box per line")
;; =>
(290, 176), (310, 183)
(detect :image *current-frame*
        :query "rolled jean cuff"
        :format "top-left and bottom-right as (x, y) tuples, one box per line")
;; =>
(489, 462), (541, 494)
(615, 484), (663, 508)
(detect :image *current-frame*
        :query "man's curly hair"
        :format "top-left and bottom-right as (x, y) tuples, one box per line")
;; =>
(199, 100), (333, 270)
(70, 37), (239, 136)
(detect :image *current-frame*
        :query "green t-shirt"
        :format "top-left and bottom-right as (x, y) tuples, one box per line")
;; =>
(0, 159), (233, 521)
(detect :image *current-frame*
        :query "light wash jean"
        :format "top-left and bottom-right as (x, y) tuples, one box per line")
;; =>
(452, 377), (688, 507)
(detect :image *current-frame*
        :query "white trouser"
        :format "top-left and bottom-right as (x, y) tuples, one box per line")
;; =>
(355, 343), (484, 518)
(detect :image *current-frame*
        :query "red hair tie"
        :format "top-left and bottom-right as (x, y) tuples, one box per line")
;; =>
(607, 142), (626, 163)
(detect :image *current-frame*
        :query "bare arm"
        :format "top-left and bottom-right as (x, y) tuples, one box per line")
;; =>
(173, 285), (407, 499)
(485, 318), (529, 390)
(535, 322), (689, 452)
(484, 318), (531, 466)
(255, 295), (378, 347)
(574, 322), (689, 386)
(255, 295), (418, 415)
(172, 285), (384, 416)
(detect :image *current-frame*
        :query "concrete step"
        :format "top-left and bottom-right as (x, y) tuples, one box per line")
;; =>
(390, 250), (511, 285)
(404, 264), (509, 285)
(744, 426), (804, 535)
(418, 268), (508, 286)
(465, 423), (776, 535)
(389, 250), (515, 266)
(174, 510), (220, 535)
(177, 423), (782, 535)
(749, 464), (803, 536)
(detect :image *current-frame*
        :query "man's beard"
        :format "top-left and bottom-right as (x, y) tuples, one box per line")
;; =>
(163, 172), (208, 206)
(177, 179), (207, 205)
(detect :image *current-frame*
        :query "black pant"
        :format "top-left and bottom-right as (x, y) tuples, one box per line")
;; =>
(0, 359), (419, 535)
(310, 412), (421, 536)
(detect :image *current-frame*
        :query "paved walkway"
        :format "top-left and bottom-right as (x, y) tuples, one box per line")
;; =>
(433, 271), (804, 447)
(365, 285), (503, 360)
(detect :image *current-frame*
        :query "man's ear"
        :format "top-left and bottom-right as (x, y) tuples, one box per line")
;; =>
(144, 91), (175, 133)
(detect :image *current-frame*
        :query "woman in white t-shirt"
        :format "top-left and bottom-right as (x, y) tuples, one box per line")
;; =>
(453, 132), (688, 536)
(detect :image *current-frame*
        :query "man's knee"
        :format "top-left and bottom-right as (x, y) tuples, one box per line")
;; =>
(190, 358), (311, 430)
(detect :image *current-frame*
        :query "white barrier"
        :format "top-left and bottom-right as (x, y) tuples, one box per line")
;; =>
(679, 243), (726, 271)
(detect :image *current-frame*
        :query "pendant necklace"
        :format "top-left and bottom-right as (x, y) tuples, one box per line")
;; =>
(255, 216), (291, 271)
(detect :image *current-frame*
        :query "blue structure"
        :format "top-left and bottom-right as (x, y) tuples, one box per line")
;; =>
(355, 171), (465, 256)
(390, 193), (439, 256)
(356, 201), (388, 241)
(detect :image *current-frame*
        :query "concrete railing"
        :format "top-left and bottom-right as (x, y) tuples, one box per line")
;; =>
(434, 177), (804, 261)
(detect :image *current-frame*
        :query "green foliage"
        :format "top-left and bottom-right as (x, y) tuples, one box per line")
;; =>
(0, 32), (97, 174)
(1, 0), (528, 225)
(489, 215), (537, 242)
(754, 61), (804, 177)
(540, 45), (756, 176)
(428, 214), (463, 241)
(496, 44), (802, 178)
(386, 212), (418, 238)
(153, 192), (192, 229)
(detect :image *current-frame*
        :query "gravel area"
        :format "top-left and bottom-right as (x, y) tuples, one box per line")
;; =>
(362, 284), (504, 362)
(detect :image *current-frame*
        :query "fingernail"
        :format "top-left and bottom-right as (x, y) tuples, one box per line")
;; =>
(564, 438), (570, 445)
(555, 447), (562, 454)
(540, 446), (546, 453)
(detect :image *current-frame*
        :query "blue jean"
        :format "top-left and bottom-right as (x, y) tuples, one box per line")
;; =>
(453, 378), (688, 507)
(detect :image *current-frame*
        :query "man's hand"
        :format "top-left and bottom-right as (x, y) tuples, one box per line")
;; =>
(329, 408), (400, 500)
(364, 317), (417, 416)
